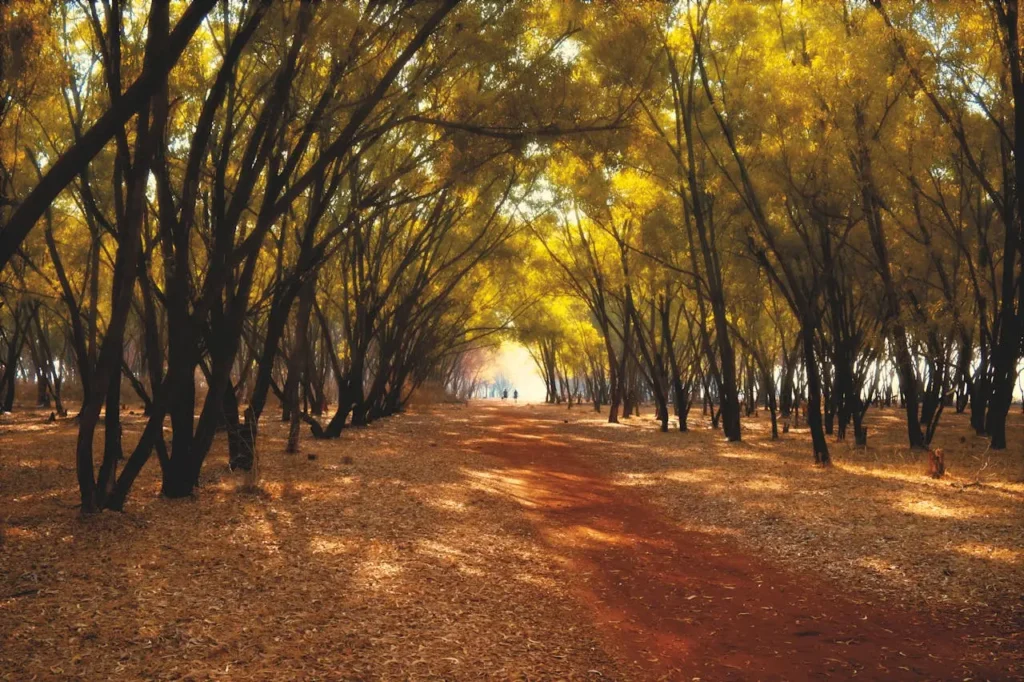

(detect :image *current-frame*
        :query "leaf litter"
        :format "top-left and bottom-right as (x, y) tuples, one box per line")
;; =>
(0, 404), (617, 681)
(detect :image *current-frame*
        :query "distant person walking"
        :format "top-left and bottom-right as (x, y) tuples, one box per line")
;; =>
(502, 389), (508, 401)
(513, 390), (518, 403)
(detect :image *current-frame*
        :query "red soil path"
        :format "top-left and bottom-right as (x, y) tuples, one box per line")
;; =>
(469, 405), (1012, 681)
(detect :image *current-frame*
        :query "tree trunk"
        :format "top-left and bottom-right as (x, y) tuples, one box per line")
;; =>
(801, 322), (831, 466)
(286, 278), (315, 452)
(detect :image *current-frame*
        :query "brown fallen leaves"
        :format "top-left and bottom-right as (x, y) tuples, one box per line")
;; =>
(556, 404), (1024, 669)
(0, 405), (616, 681)
(1, 401), (1021, 680)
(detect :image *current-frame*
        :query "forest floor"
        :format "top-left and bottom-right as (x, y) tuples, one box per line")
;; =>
(1, 400), (1021, 680)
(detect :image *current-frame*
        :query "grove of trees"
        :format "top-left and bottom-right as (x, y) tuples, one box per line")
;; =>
(1, 0), (1021, 512)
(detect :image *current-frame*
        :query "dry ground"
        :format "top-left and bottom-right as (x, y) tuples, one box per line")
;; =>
(1, 400), (1021, 680)
(561, 404), (1024, 638)
(0, 405), (616, 680)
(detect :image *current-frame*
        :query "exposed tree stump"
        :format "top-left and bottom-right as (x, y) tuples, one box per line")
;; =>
(928, 449), (945, 479)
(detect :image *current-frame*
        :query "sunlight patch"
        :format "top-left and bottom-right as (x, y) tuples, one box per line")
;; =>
(896, 496), (980, 519)
(427, 497), (469, 513)
(309, 536), (359, 556)
(357, 558), (403, 585)
(664, 469), (715, 484)
(614, 472), (658, 487)
(417, 539), (467, 560)
(956, 542), (1021, 565)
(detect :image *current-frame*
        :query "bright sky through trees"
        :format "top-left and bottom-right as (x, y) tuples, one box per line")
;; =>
(489, 342), (547, 402)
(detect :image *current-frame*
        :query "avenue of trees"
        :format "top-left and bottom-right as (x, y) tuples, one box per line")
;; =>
(517, 0), (1024, 463)
(0, 1), (1022, 511)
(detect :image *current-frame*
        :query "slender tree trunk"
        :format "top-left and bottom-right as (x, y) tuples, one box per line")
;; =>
(801, 322), (831, 466)
(286, 278), (315, 453)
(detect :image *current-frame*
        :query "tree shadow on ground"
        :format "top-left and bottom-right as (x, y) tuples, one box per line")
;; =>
(454, 403), (1023, 679)
(0, 403), (618, 680)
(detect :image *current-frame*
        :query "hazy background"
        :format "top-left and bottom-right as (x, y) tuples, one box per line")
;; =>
(484, 342), (547, 402)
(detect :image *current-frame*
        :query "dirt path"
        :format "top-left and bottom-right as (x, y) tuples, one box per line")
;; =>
(467, 405), (1008, 681)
